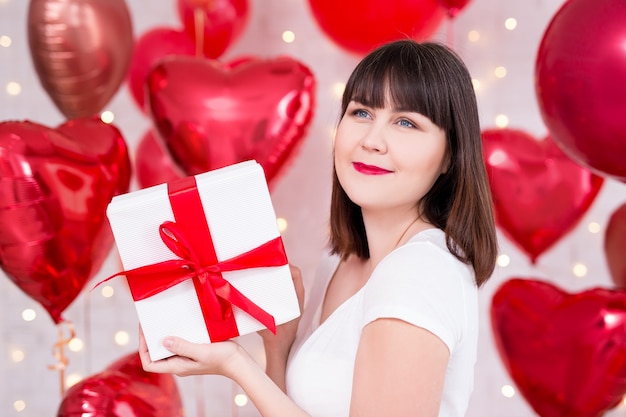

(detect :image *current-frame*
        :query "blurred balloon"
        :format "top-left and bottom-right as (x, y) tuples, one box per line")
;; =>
(482, 129), (603, 263)
(27, 0), (133, 119)
(605, 203), (626, 288)
(177, 0), (249, 59)
(146, 55), (315, 185)
(57, 352), (184, 417)
(535, 0), (626, 182)
(135, 130), (184, 189)
(308, 0), (445, 55)
(438, 0), (471, 18)
(491, 278), (626, 417)
(128, 27), (197, 112)
(0, 118), (131, 324)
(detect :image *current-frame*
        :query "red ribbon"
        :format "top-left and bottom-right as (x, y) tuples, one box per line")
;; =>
(99, 176), (284, 340)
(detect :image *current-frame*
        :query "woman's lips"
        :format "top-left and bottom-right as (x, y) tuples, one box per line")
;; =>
(352, 162), (393, 175)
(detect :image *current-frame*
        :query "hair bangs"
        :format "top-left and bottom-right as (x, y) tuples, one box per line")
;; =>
(342, 62), (388, 111)
(385, 66), (442, 125)
(341, 43), (452, 131)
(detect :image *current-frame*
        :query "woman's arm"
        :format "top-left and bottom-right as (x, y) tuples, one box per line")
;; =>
(258, 264), (305, 391)
(349, 318), (450, 417)
(139, 332), (310, 417)
(261, 334), (291, 391)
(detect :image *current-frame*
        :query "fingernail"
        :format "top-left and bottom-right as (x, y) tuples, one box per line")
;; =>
(163, 337), (174, 348)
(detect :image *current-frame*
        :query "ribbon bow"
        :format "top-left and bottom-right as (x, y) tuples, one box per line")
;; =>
(98, 220), (285, 339)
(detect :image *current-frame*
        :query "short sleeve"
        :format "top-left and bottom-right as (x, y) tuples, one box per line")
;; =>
(361, 241), (475, 353)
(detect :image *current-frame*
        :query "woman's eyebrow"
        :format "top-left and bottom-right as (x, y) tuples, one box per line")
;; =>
(391, 104), (419, 112)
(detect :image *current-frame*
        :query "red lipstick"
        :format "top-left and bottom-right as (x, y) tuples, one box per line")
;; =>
(353, 162), (393, 175)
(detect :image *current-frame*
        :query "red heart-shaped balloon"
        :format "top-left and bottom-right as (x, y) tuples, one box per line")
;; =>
(491, 278), (626, 417)
(482, 129), (604, 263)
(0, 118), (131, 324)
(57, 352), (183, 417)
(147, 56), (315, 185)
(605, 203), (626, 288)
(127, 27), (197, 112)
(177, 0), (249, 59)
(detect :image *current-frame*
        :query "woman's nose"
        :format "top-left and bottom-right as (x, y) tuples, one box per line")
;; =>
(360, 124), (387, 153)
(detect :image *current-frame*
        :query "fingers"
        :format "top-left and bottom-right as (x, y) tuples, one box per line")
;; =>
(138, 336), (242, 378)
(289, 264), (305, 311)
(289, 264), (302, 282)
(138, 330), (193, 373)
(138, 329), (163, 371)
(138, 325), (154, 367)
(138, 325), (147, 351)
(139, 339), (196, 375)
(161, 336), (198, 358)
(143, 355), (194, 375)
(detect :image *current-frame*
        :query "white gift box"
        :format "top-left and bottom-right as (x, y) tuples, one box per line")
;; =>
(106, 160), (300, 361)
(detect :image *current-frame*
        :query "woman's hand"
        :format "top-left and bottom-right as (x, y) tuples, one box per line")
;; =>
(138, 327), (243, 379)
(139, 327), (310, 417)
(258, 264), (305, 354)
(137, 268), (312, 417)
(138, 264), (304, 390)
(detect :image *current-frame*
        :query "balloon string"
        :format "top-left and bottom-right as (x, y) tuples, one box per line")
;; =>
(48, 320), (76, 398)
(194, 8), (205, 57)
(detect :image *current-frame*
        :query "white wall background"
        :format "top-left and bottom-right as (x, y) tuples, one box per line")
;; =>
(1, 0), (625, 416)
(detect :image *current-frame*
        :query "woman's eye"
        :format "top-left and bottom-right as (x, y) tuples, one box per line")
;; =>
(353, 109), (370, 118)
(398, 119), (416, 128)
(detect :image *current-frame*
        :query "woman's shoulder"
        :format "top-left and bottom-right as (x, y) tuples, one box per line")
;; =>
(405, 227), (449, 252)
(362, 229), (478, 351)
(384, 228), (465, 270)
(369, 228), (476, 295)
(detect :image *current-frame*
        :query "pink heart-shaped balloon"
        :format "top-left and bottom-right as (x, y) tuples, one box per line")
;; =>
(127, 27), (197, 112)
(177, 0), (249, 59)
(605, 203), (626, 288)
(0, 118), (131, 324)
(27, 0), (133, 118)
(57, 352), (184, 417)
(491, 278), (626, 417)
(482, 129), (604, 263)
(307, 0), (446, 55)
(147, 56), (315, 185)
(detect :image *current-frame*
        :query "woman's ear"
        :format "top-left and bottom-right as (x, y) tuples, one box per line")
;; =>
(441, 154), (451, 175)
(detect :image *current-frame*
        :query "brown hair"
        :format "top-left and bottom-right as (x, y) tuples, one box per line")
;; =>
(329, 40), (497, 287)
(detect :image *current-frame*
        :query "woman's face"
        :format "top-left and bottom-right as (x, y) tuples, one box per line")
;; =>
(334, 99), (448, 215)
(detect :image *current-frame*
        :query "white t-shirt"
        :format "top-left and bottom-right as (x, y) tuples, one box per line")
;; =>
(285, 228), (479, 417)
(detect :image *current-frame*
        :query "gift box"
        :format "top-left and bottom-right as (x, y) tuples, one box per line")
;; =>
(105, 160), (300, 361)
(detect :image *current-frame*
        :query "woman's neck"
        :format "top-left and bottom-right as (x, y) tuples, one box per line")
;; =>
(361, 208), (432, 268)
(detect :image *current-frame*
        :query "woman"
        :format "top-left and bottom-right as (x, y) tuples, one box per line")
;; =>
(139, 40), (498, 417)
